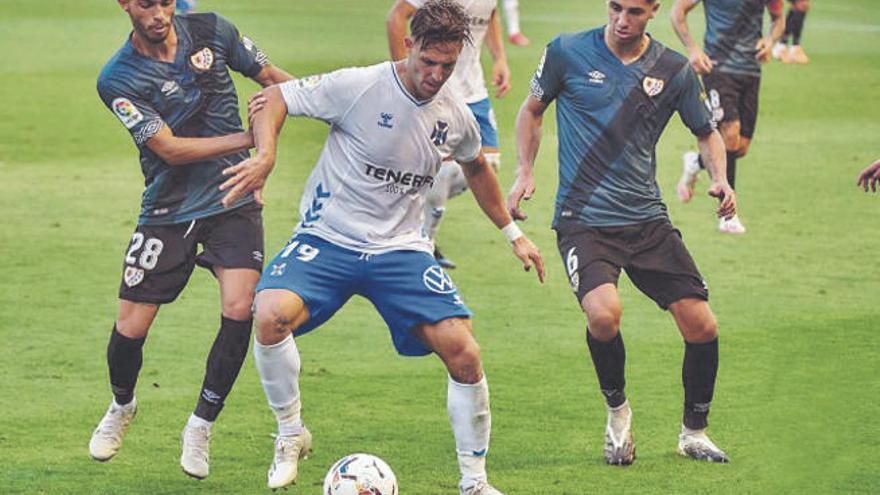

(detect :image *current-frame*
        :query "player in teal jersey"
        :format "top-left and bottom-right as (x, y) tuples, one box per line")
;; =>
(510, 0), (736, 465)
(89, 0), (292, 480)
(671, 0), (784, 234)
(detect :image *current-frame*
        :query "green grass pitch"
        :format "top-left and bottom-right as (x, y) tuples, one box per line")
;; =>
(0, 1), (878, 493)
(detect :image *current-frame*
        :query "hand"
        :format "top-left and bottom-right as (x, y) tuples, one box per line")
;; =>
(219, 153), (275, 208)
(708, 180), (737, 219)
(689, 48), (716, 75)
(857, 159), (880, 192)
(755, 37), (773, 64)
(248, 91), (268, 128)
(511, 235), (545, 283)
(507, 173), (536, 221)
(492, 59), (511, 99)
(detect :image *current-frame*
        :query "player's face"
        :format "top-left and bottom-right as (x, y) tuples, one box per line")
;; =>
(607, 0), (659, 43)
(405, 38), (462, 100)
(120, 0), (176, 44)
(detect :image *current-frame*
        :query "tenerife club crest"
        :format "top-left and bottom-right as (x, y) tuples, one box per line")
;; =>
(190, 47), (214, 72)
(642, 76), (665, 97)
(431, 120), (449, 146)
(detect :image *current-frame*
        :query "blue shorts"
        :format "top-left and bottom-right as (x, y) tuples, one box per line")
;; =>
(256, 234), (473, 356)
(467, 98), (500, 149)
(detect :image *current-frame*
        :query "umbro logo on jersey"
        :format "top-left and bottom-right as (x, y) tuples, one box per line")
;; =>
(378, 112), (394, 129)
(161, 80), (179, 96)
(431, 120), (449, 146)
(588, 70), (606, 84)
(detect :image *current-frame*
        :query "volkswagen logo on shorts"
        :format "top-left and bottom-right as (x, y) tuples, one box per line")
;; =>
(423, 266), (456, 294)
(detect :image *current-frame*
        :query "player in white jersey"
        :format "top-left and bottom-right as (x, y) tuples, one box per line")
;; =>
(388, 0), (511, 269)
(221, 2), (543, 493)
(501, 0), (530, 46)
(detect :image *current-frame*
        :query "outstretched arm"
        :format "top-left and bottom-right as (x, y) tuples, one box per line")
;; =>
(219, 85), (288, 207)
(387, 0), (417, 60)
(145, 126), (253, 166)
(671, 0), (715, 75)
(697, 130), (737, 219)
(460, 154), (545, 282)
(508, 95), (548, 221)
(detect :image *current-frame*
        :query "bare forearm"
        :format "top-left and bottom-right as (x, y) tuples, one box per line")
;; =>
(151, 131), (253, 166)
(768, 13), (785, 42)
(386, 8), (409, 60)
(253, 65), (296, 87)
(486, 10), (507, 63)
(698, 130), (728, 184)
(464, 159), (514, 229)
(515, 101), (543, 179)
(671, 2), (700, 53)
(251, 86), (288, 161)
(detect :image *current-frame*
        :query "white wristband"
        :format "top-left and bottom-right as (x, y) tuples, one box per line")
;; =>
(501, 222), (524, 243)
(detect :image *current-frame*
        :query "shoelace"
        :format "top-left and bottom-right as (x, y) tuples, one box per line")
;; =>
(95, 408), (130, 439)
(274, 437), (302, 463)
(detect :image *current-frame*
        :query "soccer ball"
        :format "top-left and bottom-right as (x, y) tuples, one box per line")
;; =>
(323, 453), (398, 495)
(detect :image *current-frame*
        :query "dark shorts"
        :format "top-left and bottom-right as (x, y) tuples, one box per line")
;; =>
(555, 218), (709, 310)
(702, 71), (761, 139)
(118, 202), (264, 304)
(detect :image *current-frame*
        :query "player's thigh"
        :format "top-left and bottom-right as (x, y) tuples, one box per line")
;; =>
(737, 75), (761, 144)
(197, 201), (265, 274)
(361, 250), (472, 357)
(256, 233), (358, 339)
(118, 222), (198, 305)
(625, 219), (709, 311)
(556, 223), (628, 311)
(703, 72), (742, 144)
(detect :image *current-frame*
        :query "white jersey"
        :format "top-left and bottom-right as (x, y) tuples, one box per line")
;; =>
(279, 62), (481, 254)
(406, 0), (496, 104)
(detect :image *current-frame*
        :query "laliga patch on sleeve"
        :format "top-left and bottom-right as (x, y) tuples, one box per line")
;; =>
(112, 97), (144, 129)
(294, 74), (324, 89)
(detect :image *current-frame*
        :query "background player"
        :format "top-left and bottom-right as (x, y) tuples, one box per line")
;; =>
(387, 0), (511, 269)
(510, 0), (736, 465)
(773, 0), (810, 64)
(222, 1), (543, 492)
(671, 0), (784, 234)
(502, 0), (530, 46)
(90, 0), (292, 480)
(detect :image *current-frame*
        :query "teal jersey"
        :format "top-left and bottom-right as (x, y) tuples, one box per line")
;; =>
(530, 28), (714, 228)
(699, 0), (783, 77)
(97, 13), (268, 225)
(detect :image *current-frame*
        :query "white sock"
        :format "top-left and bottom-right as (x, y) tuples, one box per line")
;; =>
(448, 375), (491, 486)
(254, 335), (304, 437)
(423, 162), (467, 240)
(503, 0), (521, 35)
(112, 397), (136, 411)
(187, 413), (213, 430)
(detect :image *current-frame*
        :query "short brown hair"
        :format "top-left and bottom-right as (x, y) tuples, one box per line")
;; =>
(410, 0), (473, 48)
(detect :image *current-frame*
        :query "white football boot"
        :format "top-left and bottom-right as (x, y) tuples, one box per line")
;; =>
(180, 423), (211, 479)
(678, 425), (730, 463)
(89, 399), (137, 461)
(604, 400), (635, 465)
(718, 214), (746, 235)
(461, 479), (505, 495)
(267, 427), (312, 489)
(676, 151), (702, 203)
(772, 41), (787, 60)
